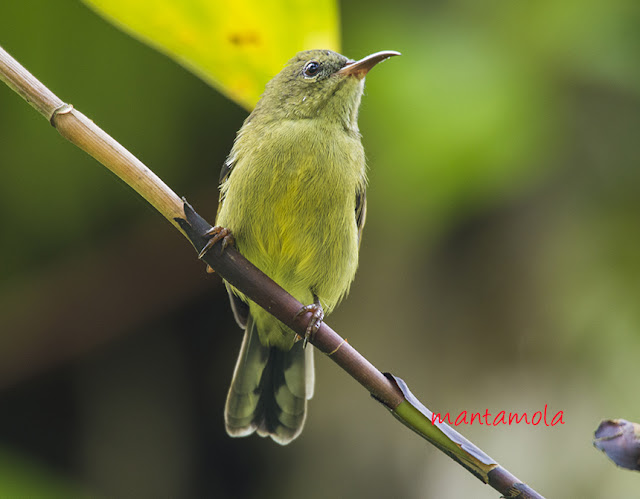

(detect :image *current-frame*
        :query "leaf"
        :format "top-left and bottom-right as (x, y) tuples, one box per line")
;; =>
(82, 0), (340, 110)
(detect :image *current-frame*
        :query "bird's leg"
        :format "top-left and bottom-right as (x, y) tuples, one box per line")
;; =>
(294, 295), (324, 348)
(198, 226), (235, 263)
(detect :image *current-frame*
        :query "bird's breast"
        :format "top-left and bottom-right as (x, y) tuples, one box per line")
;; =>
(218, 120), (365, 309)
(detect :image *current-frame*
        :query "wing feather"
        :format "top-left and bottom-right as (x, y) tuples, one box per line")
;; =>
(355, 188), (367, 246)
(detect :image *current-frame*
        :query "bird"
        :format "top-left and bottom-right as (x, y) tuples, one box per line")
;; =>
(201, 49), (399, 444)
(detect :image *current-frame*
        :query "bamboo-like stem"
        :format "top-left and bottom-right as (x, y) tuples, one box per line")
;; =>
(0, 43), (544, 499)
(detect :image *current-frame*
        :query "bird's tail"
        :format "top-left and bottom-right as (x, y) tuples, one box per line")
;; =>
(224, 315), (314, 445)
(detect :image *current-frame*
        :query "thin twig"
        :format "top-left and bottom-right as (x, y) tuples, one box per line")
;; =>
(0, 43), (544, 499)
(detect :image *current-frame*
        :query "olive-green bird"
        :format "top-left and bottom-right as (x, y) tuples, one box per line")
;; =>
(205, 49), (399, 445)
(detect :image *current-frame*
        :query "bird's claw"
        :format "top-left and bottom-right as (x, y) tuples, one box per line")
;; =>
(294, 302), (324, 348)
(198, 226), (235, 260)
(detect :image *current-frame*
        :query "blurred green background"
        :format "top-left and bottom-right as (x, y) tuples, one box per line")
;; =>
(1, 1), (640, 497)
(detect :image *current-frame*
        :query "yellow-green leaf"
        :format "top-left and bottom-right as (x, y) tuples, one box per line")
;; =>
(82, 0), (340, 111)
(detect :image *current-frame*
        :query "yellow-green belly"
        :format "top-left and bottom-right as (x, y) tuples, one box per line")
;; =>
(216, 120), (365, 349)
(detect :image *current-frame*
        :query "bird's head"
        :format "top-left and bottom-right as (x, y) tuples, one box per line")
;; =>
(251, 49), (400, 131)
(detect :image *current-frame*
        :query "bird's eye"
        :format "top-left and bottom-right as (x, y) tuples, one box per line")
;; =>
(303, 60), (321, 77)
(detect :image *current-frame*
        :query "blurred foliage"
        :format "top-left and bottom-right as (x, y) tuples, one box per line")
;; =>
(0, 447), (82, 498)
(1, 0), (640, 498)
(83, 0), (340, 110)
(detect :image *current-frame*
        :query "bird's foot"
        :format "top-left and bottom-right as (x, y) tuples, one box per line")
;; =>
(198, 226), (235, 262)
(294, 300), (324, 348)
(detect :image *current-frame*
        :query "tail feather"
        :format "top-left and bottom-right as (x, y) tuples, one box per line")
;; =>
(224, 316), (269, 435)
(225, 316), (314, 445)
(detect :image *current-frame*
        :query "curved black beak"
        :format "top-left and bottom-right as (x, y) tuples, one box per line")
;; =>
(336, 50), (401, 79)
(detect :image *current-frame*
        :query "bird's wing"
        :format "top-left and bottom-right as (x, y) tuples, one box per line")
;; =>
(217, 157), (252, 329)
(216, 157), (234, 221)
(219, 156), (234, 184)
(226, 285), (250, 329)
(355, 187), (367, 246)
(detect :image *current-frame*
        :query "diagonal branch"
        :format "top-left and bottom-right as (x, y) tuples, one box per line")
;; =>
(0, 44), (544, 499)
